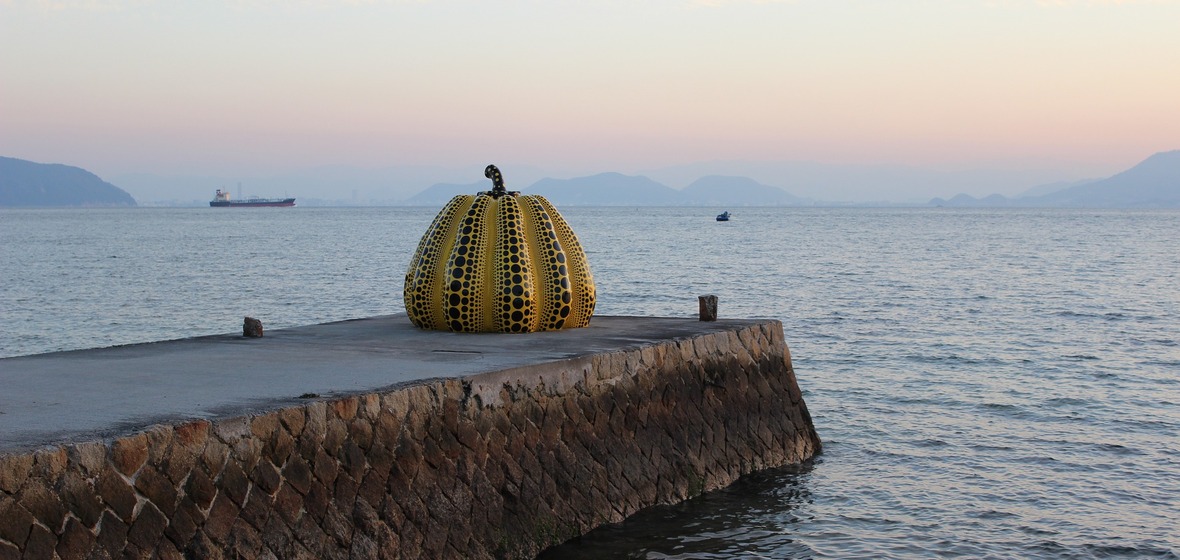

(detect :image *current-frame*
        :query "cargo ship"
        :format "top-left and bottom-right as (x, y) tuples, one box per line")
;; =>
(209, 189), (295, 207)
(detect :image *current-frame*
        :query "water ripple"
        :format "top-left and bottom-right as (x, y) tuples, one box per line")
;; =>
(5, 207), (1179, 559)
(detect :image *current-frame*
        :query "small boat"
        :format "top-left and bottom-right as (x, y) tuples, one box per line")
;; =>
(716, 211), (731, 221)
(209, 189), (295, 208)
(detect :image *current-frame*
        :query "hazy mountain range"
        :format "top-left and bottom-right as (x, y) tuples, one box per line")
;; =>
(0, 156), (135, 207)
(109, 160), (1081, 206)
(3, 150), (1178, 208)
(403, 173), (812, 207)
(408, 151), (1179, 208)
(929, 150), (1180, 208)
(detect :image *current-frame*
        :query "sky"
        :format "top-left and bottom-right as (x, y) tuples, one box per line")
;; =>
(2, 0), (1179, 194)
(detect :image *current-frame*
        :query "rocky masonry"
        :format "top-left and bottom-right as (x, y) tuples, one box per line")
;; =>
(0, 319), (820, 559)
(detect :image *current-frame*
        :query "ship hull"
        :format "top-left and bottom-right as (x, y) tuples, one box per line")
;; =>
(209, 198), (295, 207)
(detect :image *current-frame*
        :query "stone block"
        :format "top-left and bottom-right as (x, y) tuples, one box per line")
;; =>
(153, 537), (184, 560)
(62, 442), (106, 480)
(243, 316), (264, 338)
(184, 531), (224, 560)
(109, 433), (149, 478)
(0, 455), (34, 496)
(217, 461), (250, 507)
(95, 509), (129, 554)
(367, 440), (396, 480)
(200, 437), (231, 480)
(23, 523), (57, 560)
(321, 508), (353, 549)
(164, 498), (203, 552)
(184, 467), (217, 511)
(340, 441), (368, 481)
(275, 457), (308, 497)
(250, 412), (281, 441)
(373, 410), (401, 445)
(29, 448), (68, 483)
(259, 514), (294, 559)
(331, 397), (359, 422)
(296, 430), (321, 464)
(203, 494), (240, 545)
(161, 446), (200, 489)
(332, 470), (358, 508)
(292, 514), (329, 557)
(301, 481), (330, 523)
(278, 407), (307, 438)
(358, 394), (381, 421)
(213, 417), (250, 446)
(94, 465), (136, 522)
(267, 427), (296, 465)
(304, 401), (328, 438)
(56, 517), (96, 560)
(17, 478), (66, 534)
(323, 418), (349, 456)
(240, 486), (274, 531)
(144, 425), (174, 465)
(127, 501), (168, 552)
(59, 470), (104, 529)
(395, 523), (423, 559)
(379, 391), (411, 416)
(134, 465), (179, 519)
(348, 418), (374, 452)
(355, 470), (387, 512)
(230, 437), (263, 472)
(312, 449), (339, 489)
(226, 518), (263, 559)
(0, 497), (34, 548)
(273, 482), (304, 527)
(250, 461), (282, 497)
(421, 516), (450, 557)
(349, 498), (382, 539)
(373, 523), (401, 560)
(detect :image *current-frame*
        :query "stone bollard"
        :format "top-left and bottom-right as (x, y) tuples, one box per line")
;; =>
(698, 295), (718, 321)
(243, 316), (264, 337)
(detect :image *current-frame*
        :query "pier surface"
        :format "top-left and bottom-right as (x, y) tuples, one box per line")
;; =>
(0, 315), (764, 452)
(0, 314), (820, 559)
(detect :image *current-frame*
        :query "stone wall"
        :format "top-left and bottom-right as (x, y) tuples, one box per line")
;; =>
(0, 320), (820, 559)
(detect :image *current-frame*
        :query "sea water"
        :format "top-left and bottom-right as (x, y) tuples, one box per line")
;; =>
(2, 206), (1178, 558)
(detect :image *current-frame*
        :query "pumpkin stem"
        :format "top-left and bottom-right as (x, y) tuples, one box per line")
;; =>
(483, 164), (516, 198)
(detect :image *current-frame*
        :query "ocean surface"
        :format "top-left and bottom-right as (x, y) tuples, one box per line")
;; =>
(2, 206), (1178, 558)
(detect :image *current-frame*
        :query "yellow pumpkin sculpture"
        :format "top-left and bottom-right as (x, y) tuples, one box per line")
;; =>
(404, 164), (596, 333)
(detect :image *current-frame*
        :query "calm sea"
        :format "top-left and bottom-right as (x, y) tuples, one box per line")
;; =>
(2, 206), (1178, 558)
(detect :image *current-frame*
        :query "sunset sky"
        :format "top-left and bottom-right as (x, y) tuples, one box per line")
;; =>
(2, 0), (1178, 192)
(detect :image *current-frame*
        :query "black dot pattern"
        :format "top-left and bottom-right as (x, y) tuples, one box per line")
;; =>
(490, 195), (536, 332)
(534, 196), (595, 328)
(441, 195), (492, 332)
(403, 195), (473, 330)
(403, 191), (595, 333)
(519, 196), (573, 330)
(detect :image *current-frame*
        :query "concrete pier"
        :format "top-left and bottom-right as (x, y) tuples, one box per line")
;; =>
(0, 315), (821, 559)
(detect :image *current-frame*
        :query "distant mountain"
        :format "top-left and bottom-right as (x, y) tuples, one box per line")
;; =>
(403, 173), (809, 206)
(928, 150), (1180, 208)
(1018, 178), (1096, 198)
(113, 164), (552, 206)
(0, 157), (136, 207)
(681, 175), (809, 206)
(1032, 150), (1180, 207)
(402, 181), (486, 205)
(929, 193), (1014, 207)
(641, 160), (1080, 203)
(524, 172), (684, 205)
